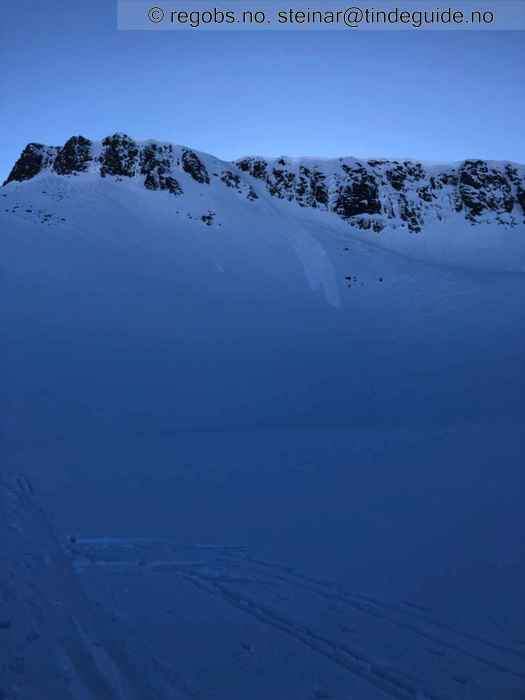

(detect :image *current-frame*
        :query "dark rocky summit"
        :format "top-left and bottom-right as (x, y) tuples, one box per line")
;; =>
(3, 143), (58, 185)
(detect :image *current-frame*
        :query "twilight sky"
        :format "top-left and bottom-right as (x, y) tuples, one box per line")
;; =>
(1, 0), (524, 181)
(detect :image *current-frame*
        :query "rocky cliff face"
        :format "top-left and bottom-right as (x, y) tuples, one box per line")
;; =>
(4, 143), (59, 184)
(236, 155), (525, 232)
(4, 133), (525, 234)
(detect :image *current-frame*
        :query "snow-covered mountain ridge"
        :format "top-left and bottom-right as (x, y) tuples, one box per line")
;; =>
(4, 133), (525, 235)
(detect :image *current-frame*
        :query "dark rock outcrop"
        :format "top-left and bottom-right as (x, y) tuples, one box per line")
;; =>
(237, 158), (268, 181)
(335, 165), (381, 219)
(221, 170), (241, 189)
(53, 136), (92, 175)
(458, 160), (515, 221)
(181, 149), (209, 184)
(141, 143), (182, 195)
(100, 133), (139, 178)
(3, 144), (57, 186)
(517, 188), (525, 213)
(201, 210), (215, 225)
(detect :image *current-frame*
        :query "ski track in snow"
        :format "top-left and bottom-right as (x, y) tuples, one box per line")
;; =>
(70, 539), (525, 700)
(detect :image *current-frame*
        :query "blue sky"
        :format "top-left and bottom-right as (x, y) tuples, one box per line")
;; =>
(1, 0), (524, 181)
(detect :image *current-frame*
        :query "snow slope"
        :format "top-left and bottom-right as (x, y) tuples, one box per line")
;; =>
(3, 134), (525, 273)
(1, 136), (525, 699)
(0, 473), (190, 700)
